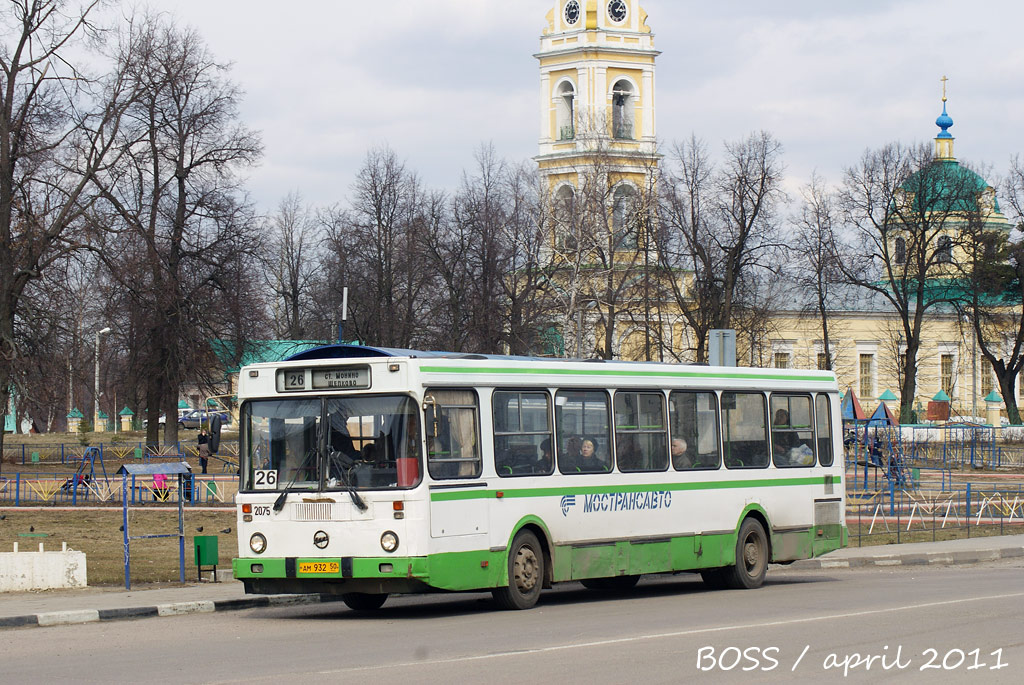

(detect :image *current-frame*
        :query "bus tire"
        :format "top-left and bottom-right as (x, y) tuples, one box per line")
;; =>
(493, 530), (544, 610)
(580, 575), (640, 591)
(724, 518), (768, 589)
(342, 592), (389, 611)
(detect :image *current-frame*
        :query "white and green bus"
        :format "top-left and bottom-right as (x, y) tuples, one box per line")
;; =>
(232, 345), (845, 610)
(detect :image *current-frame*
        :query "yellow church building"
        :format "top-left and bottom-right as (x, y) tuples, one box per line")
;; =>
(533, 1), (1015, 422)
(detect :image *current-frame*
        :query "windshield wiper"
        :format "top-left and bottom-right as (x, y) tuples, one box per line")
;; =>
(272, 447), (317, 513)
(328, 448), (368, 511)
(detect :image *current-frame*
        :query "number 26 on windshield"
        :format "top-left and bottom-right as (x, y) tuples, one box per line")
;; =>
(254, 469), (278, 490)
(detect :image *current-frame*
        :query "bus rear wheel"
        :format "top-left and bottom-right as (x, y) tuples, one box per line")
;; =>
(342, 592), (388, 611)
(723, 518), (768, 589)
(493, 530), (544, 610)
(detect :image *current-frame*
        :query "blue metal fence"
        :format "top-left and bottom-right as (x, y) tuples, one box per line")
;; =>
(0, 472), (236, 506)
(2, 440), (239, 466)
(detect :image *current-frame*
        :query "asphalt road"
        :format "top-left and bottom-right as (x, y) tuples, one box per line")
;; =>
(4, 560), (1023, 684)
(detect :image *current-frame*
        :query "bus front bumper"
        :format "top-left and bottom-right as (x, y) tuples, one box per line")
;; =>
(233, 556), (432, 595)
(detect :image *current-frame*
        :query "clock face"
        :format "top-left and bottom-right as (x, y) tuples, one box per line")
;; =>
(564, 0), (580, 25)
(608, 0), (627, 23)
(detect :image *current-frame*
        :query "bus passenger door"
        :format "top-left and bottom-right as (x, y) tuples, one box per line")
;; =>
(424, 389), (489, 538)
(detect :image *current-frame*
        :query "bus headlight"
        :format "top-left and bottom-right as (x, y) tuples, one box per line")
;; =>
(380, 531), (399, 553)
(250, 532), (267, 554)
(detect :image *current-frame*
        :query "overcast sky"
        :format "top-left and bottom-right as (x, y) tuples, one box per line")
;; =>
(145, 0), (1024, 214)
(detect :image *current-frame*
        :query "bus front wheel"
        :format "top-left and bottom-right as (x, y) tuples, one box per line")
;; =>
(342, 592), (388, 611)
(724, 518), (768, 589)
(493, 530), (544, 610)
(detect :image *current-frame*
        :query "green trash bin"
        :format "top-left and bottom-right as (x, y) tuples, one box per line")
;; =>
(911, 467), (921, 488)
(194, 535), (219, 582)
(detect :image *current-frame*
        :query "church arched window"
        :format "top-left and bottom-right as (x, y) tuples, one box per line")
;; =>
(894, 237), (906, 265)
(556, 81), (575, 140)
(936, 235), (953, 263)
(611, 80), (634, 139)
(554, 185), (577, 249)
(612, 184), (637, 248)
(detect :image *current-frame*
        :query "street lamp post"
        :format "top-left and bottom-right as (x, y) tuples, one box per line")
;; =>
(972, 327), (978, 420)
(94, 327), (111, 431)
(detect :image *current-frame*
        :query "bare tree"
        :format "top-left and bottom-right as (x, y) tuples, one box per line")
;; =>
(319, 146), (431, 349)
(494, 160), (549, 355)
(265, 192), (321, 339)
(952, 155), (1024, 423)
(0, 0), (137, 469)
(836, 142), (985, 420)
(540, 115), (661, 360)
(656, 132), (786, 363)
(90, 14), (262, 446)
(428, 145), (551, 355)
(790, 173), (843, 370)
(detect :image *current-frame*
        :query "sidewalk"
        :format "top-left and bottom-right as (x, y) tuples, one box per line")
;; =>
(790, 532), (1024, 569)
(3, 534), (1023, 630)
(0, 577), (343, 630)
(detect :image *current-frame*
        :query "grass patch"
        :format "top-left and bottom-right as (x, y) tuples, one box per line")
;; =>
(0, 509), (237, 586)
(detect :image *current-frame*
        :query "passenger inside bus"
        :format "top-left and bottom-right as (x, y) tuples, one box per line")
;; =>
(771, 409), (796, 465)
(561, 435), (582, 466)
(671, 437), (690, 469)
(616, 435), (643, 471)
(578, 438), (608, 472)
(537, 439), (553, 471)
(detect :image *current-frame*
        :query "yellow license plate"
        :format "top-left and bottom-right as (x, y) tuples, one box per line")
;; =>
(298, 561), (339, 574)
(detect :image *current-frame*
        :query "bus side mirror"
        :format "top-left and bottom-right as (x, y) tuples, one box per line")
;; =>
(423, 396), (438, 437)
(210, 414), (223, 453)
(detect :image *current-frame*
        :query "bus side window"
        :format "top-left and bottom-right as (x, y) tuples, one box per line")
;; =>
(493, 390), (553, 477)
(613, 391), (669, 472)
(669, 390), (720, 470)
(425, 389), (481, 480)
(556, 390), (612, 474)
(816, 394), (834, 466)
(770, 394), (815, 467)
(722, 391), (769, 469)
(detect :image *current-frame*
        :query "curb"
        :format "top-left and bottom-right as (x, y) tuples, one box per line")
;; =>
(789, 545), (1024, 570)
(5, 546), (1021, 629)
(0, 593), (345, 631)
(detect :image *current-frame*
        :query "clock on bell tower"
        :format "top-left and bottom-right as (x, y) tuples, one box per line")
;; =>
(535, 1), (660, 238)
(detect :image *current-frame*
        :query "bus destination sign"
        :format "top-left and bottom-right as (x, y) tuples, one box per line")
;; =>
(276, 366), (371, 392)
(313, 367), (370, 390)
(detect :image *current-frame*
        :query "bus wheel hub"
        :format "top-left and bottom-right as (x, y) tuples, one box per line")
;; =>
(514, 547), (539, 590)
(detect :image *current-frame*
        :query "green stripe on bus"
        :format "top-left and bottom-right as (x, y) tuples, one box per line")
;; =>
(430, 475), (841, 501)
(419, 365), (831, 383)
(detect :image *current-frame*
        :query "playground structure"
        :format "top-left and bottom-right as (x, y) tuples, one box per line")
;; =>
(842, 389), (1010, 492)
(59, 446), (109, 494)
(842, 387), (1024, 535)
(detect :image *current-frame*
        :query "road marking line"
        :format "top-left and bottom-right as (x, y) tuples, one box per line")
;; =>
(311, 590), (1024, 675)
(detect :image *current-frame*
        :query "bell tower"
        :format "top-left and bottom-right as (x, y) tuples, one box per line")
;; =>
(535, 1), (659, 188)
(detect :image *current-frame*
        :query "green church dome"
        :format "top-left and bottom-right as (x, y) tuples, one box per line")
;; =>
(901, 97), (1000, 214)
(903, 158), (999, 214)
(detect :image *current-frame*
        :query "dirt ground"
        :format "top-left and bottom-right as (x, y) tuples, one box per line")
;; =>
(0, 508), (238, 586)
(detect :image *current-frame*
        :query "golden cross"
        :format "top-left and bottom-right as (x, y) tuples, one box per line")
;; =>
(940, 75), (949, 102)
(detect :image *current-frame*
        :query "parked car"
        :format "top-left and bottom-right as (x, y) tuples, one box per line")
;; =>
(178, 409), (230, 430)
(143, 408), (192, 427)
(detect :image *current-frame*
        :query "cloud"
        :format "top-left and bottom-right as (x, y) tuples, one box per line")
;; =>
(146, 0), (1024, 212)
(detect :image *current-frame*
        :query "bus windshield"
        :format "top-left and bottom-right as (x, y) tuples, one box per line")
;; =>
(242, 395), (422, 491)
